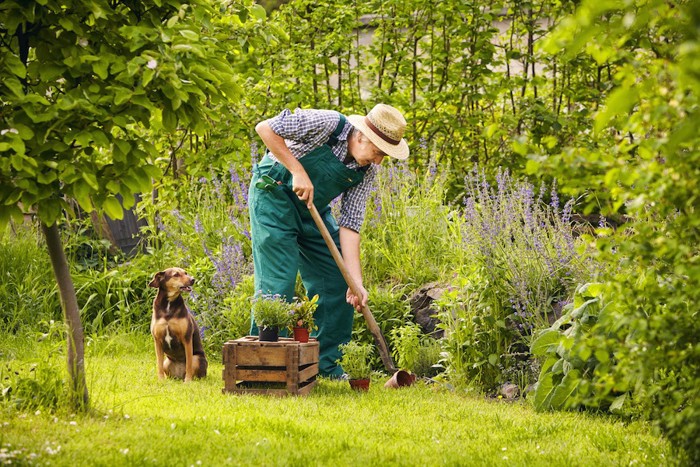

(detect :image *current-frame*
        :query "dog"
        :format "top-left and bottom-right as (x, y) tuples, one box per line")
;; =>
(149, 267), (208, 382)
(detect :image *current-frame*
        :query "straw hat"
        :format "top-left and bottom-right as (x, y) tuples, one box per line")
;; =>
(347, 104), (409, 160)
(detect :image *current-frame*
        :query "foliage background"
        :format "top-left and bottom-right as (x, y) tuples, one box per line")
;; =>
(1, 0), (698, 463)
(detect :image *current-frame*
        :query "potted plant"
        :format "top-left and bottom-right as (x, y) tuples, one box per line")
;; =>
(337, 341), (373, 391)
(252, 293), (291, 342)
(288, 294), (319, 343)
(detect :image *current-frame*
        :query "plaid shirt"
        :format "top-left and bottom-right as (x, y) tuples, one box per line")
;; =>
(266, 108), (377, 233)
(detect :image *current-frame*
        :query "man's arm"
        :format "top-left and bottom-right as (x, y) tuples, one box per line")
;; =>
(339, 226), (368, 310)
(255, 120), (314, 207)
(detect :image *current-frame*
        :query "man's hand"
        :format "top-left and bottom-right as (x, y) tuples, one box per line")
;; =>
(346, 285), (368, 312)
(292, 171), (314, 208)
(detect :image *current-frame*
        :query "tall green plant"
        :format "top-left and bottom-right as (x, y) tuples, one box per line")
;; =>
(527, 0), (700, 461)
(0, 223), (59, 331)
(361, 160), (458, 287)
(436, 169), (596, 393)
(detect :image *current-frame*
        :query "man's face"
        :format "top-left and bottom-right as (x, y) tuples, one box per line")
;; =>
(348, 130), (386, 166)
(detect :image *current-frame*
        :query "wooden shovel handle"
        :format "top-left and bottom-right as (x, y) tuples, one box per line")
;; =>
(307, 203), (397, 373)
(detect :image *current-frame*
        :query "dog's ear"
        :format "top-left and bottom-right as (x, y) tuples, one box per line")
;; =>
(149, 271), (165, 288)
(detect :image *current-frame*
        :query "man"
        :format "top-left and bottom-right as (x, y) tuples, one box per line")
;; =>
(249, 104), (409, 378)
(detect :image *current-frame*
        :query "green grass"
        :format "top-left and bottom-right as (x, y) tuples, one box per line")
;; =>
(0, 334), (675, 466)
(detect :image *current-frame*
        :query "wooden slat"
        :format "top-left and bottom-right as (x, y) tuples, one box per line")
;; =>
(297, 381), (317, 396)
(286, 346), (299, 393)
(235, 345), (287, 366)
(298, 364), (318, 383)
(299, 344), (319, 365)
(235, 368), (287, 383)
(222, 343), (237, 391)
(225, 388), (289, 397)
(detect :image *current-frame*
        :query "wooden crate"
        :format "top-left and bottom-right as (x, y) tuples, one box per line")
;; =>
(222, 336), (319, 396)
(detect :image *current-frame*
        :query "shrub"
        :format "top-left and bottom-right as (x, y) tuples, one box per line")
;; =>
(530, 283), (616, 412)
(73, 259), (154, 334)
(436, 274), (511, 391)
(435, 168), (598, 393)
(221, 274), (257, 340)
(389, 322), (441, 377)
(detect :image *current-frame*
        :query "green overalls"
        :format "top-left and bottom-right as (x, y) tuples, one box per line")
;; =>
(248, 115), (366, 378)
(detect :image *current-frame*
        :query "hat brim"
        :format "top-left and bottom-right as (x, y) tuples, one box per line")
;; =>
(347, 114), (409, 160)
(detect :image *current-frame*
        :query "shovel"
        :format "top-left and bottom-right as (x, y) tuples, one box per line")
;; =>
(307, 203), (397, 373)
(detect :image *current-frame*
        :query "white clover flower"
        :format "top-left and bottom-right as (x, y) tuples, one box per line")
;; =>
(78, 38), (89, 47)
(147, 59), (158, 70)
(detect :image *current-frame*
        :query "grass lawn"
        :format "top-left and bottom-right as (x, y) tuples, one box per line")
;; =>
(0, 333), (676, 466)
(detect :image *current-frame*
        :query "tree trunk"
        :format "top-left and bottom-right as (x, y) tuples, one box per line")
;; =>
(41, 221), (89, 410)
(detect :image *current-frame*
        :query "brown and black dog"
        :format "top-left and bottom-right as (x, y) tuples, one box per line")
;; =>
(149, 267), (208, 382)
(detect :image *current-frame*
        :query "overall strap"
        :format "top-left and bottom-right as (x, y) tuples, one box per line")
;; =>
(325, 113), (347, 148)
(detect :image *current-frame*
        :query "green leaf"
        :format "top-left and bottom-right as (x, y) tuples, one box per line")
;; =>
(103, 196), (124, 220)
(179, 30), (199, 41)
(142, 67), (155, 87)
(4, 76), (25, 98)
(5, 54), (27, 78)
(106, 180), (120, 193)
(484, 123), (499, 138)
(37, 171), (58, 184)
(609, 393), (627, 413)
(533, 372), (555, 411)
(525, 159), (540, 175)
(551, 358), (564, 375)
(58, 17), (76, 31)
(114, 139), (131, 157)
(250, 4), (267, 20)
(162, 108), (177, 131)
(122, 174), (142, 193)
(595, 86), (638, 133)
(0, 205), (24, 230)
(38, 63), (65, 81)
(82, 171), (99, 190)
(142, 164), (161, 179)
(72, 181), (94, 212)
(531, 330), (561, 356)
(22, 104), (55, 123)
(93, 59), (110, 79)
(132, 168), (153, 192)
(13, 123), (34, 141)
(114, 88), (133, 106)
(549, 369), (581, 410)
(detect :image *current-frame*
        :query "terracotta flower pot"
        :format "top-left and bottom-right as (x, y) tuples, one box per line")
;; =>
(349, 378), (370, 392)
(258, 326), (279, 342)
(293, 326), (310, 343)
(384, 370), (417, 389)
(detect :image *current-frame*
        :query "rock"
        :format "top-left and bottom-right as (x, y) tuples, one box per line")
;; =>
(409, 282), (447, 338)
(499, 383), (519, 400)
